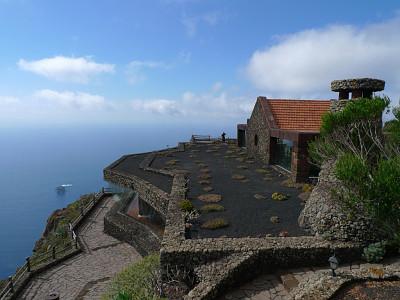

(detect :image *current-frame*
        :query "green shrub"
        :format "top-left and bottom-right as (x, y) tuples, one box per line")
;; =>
(302, 184), (313, 192)
(198, 194), (222, 203)
(198, 163), (207, 168)
(201, 204), (225, 212)
(272, 192), (287, 201)
(202, 218), (229, 229)
(179, 200), (194, 212)
(362, 241), (387, 263)
(270, 216), (279, 223)
(198, 180), (210, 185)
(198, 174), (211, 179)
(101, 254), (162, 300)
(255, 169), (269, 174)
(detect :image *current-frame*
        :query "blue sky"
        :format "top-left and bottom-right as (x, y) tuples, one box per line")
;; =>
(1, 0), (400, 128)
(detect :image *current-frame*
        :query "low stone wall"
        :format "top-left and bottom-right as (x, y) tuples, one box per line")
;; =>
(104, 203), (161, 257)
(104, 169), (169, 217)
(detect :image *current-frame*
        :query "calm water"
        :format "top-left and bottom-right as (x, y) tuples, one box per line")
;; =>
(0, 122), (232, 278)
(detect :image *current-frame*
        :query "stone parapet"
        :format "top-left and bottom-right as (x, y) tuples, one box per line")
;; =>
(104, 169), (169, 217)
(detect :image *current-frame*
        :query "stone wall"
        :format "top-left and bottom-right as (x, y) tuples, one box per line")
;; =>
(246, 99), (271, 163)
(298, 161), (387, 243)
(103, 169), (169, 217)
(104, 202), (161, 256)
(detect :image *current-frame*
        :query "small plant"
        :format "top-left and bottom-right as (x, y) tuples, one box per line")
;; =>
(237, 165), (248, 169)
(279, 230), (289, 237)
(198, 194), (222, 203)
(254, 194), (266, 200)
(200, 169), (211, 173)
(189, 154), (197, 158)
(202, 218), (229, 229)
(165, 159), (180, 165)
(264, 177), (272, 181)
(193, 160), (200, 163)
(236, 157), (245, 162)
(255, 169), (269, 174)
(231, 174), (245, 180)
(362, 241), (387, 262)
(302, 184), (314, 192)
(198, 174), (211, 179)
(201, 204), (225, 212)
(240, 179), (251, 183)
(262, 165), (269, 169)
(321, 231), (334, 241)
(190, 149), (200, 152)
(247, 155), (254, 160)
(177, 189), (187, 197)
(272, 192), (288, 201)
(182, 210), (200, 220)
(226, 150), (235, 154)
(198, 180), (210, 185)
(179, 199), (194, 212)
(246, 160), (254, 164)
(270, 216), (279, 223)
(198, 163), (207, 168)
(203, 187), (213, 192)
(206, 149), (217, 153)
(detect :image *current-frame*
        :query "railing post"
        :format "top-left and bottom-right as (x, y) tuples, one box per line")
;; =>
(26, 256), (31, 272)
(52, 245), (56, 259)
(75, 236), (78, 249)
(93, 195), (96, 204)
(8, 276), (13, 293)
(80, 203), (84, 216)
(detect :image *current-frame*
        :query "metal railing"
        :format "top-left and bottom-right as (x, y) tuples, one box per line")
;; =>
(0, 189), (110, 300)
(191, 135), (224, 142)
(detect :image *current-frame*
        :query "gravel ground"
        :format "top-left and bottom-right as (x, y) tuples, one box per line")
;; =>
(151, 142), (310, 239)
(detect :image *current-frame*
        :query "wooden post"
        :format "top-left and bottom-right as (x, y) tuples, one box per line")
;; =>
(26, 256), (31, 272)
(8, 276), (13, 293)
(52, 245), (56, 259)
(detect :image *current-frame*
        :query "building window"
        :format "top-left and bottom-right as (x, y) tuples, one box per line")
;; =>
(254, 134), (258, 146)
(275, 138), (292, 172)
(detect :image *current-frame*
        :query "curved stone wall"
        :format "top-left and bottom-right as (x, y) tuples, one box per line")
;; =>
(331, 78), (385, 92)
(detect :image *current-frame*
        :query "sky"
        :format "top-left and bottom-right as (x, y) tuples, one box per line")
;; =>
(1, 0), (400, 129)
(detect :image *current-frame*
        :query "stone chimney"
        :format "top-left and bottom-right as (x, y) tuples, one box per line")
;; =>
(331, 78), (385, 100)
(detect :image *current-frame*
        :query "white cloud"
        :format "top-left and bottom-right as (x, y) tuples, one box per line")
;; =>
(18, 56), (115, 83)
(34, 89), (109, 111)
(182, 10), (229, 37)
(126, 60), (168, 84)
(0, 96), (20, 105)
(245, 15), (400, 99)
(131, 99), (182, 115)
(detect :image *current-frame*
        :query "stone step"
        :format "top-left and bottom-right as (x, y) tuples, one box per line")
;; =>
(276, 269), (299, 292)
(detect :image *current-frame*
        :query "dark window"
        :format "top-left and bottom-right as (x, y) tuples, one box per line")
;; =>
(254, 134), (258, 146)
(275, 138), (292, 172)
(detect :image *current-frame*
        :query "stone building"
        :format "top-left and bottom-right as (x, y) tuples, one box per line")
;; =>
(240, 96), (331, 183)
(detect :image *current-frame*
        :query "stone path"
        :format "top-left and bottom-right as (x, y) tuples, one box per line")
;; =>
(19, 197), (141, 300)
(217, 257), (400, 300)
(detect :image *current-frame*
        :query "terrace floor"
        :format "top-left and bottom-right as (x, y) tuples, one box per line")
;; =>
(150, 142), (310, 239)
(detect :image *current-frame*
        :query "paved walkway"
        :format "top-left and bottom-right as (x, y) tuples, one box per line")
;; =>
(217, 257), (400, 300)
(19, 197), (142, 300)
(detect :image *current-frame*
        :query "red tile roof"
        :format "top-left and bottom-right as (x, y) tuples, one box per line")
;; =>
(265, 99), (331, 131)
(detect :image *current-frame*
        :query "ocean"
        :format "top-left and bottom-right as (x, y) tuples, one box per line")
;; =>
(0, 122), (233, 278)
